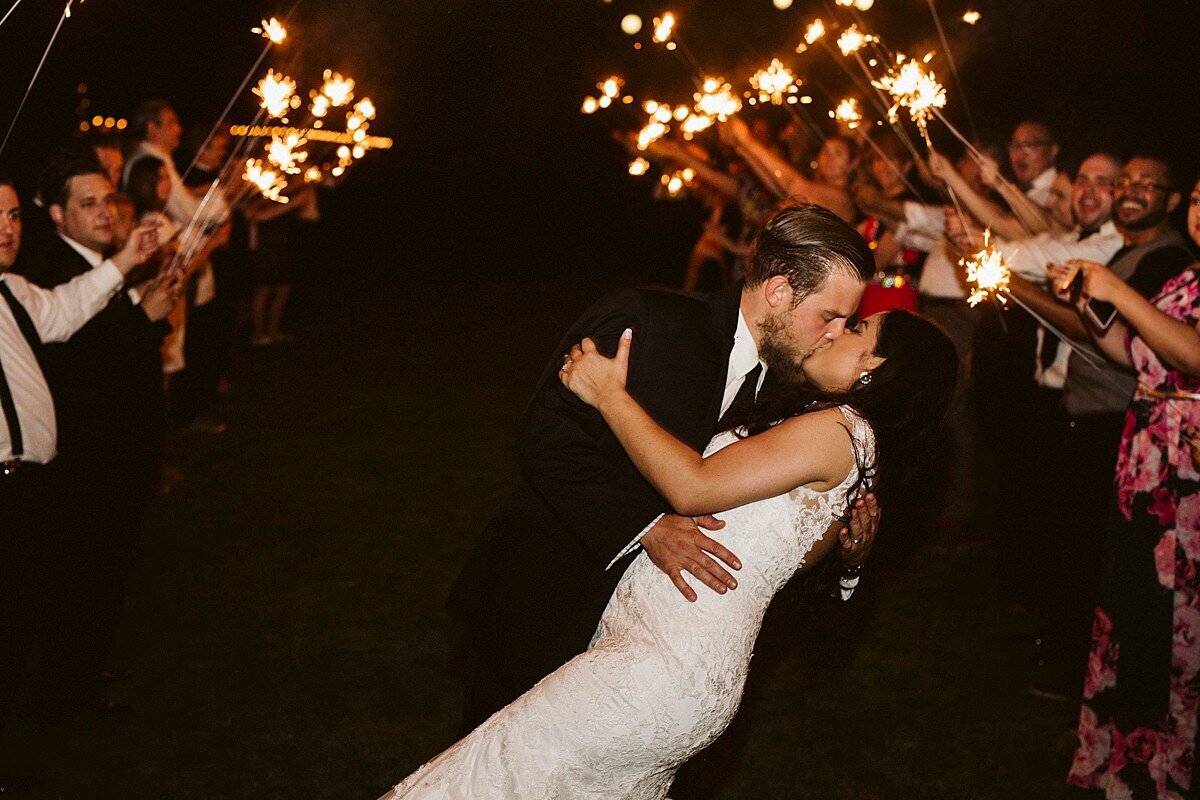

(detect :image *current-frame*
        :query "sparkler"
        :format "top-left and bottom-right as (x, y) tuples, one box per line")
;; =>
(321, 70), (355, 107)
(749, 59), (800, 105)
(652, 12), (675, 44)
(694, 77), (741, 121)
(803, 18), (826, 46)
(962, 10), (981, 24)
(253, 69), (297, 119)
(252, 17), (287, 43)
(961, 229), (1011, 307)
(831, 97), (863, 129)
(628, 157), (650, 176)
(873, 53), (946, 141)
(636, 120), (669, 150)
(243, 158), (289, 204)
(836, 24), (877, 57)
(266, 133), (308, 175)
(835, 0), (875, 9)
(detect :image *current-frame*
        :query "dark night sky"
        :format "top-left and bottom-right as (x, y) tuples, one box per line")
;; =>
(0, 0), (1196, 291)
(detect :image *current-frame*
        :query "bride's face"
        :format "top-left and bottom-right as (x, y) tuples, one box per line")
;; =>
(801, 312), (886, 392)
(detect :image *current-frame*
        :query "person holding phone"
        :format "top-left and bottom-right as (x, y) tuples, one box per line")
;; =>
(1062, 174), (1200, 798)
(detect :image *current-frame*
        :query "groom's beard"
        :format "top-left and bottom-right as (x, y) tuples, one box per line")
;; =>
(756, 310), (808, 386)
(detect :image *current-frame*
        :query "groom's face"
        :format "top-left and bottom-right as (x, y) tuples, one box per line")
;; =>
(758, 270), (865, 384)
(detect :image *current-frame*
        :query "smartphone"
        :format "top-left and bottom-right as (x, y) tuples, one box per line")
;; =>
(1085, 297), (1119, 330)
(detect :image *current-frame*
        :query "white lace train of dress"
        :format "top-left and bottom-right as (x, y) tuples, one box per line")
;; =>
(379, 407), (874, 800)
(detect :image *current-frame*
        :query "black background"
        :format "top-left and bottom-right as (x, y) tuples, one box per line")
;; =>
(0, 0), (1196, 292)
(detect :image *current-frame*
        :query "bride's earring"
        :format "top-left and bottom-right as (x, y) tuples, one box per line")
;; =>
(858, 371), (872, 385)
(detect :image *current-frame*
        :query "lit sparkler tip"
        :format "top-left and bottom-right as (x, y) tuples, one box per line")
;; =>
(252, 17), (288, 44)
(694, 76), (741, 121)
(962, 10), (981, 24)
(961, 229), (1011, 306)
(832, 98), (863, 129)
(253, 69), (297, 120)
(321, 70), (355, 107)
(803, 18), (825, 45)
(872, 54), (946, 132)
(836, 24), (877, 57)
(651, 12), (676, 44)
(749, 58), (799, 105)
(628, 157), (650, 176)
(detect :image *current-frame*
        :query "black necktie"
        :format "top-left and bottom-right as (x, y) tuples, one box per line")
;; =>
(0, 280), (43, 461)
(718, 363), (762, 430)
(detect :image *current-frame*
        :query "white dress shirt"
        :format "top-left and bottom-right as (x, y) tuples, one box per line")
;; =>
(0, 262), (124, 463)
(606, 310), (765, 569)
(1025, 167), (1058, 208)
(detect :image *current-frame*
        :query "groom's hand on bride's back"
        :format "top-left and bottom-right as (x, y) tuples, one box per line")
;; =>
(642, 514), (741, 603)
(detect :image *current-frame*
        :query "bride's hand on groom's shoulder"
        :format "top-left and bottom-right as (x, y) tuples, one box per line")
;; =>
(558, 328), (633, 409)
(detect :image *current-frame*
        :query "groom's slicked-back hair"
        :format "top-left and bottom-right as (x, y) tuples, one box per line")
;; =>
(744, 203), (874, 303)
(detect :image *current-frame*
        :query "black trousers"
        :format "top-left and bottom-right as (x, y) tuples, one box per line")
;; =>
(0, 463), (59, 729)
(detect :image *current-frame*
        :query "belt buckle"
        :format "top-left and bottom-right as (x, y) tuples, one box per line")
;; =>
(1, 458), (21, 476)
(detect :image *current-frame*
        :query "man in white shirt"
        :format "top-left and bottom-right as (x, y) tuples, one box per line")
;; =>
(0, 176), (161, 736)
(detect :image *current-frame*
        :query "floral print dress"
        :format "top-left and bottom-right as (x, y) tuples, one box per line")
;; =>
(1070, 269), (1200, 799)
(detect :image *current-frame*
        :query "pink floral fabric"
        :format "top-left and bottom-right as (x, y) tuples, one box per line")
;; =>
(1070, 269), (1200, 798)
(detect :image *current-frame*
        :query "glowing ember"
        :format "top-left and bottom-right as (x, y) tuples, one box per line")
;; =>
(253, 69), (297, 119)
(652, 12), (675, 43)
(628, 157), (650, 176)
(831, 97), (863, 129)
(680, 112), (714, 137)
(581, 97), (599, 114)
(962, 10), (981, 24)
(244, 158), (289, 203)
(836, 24), (877, 56)
(252, 17), (287, 43)
(873, 54), (946, 134)
(321, 70), (355, 107)
(599, 76), (624, 99)
(961, 229), (1011, 306)
(694, 77), (741, 121)
(749, 58), (800, 105)
(304, 166), (323, 183)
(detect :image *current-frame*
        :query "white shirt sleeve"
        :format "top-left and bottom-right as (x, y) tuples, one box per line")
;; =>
(3, 261), (123, 343)
(1002, 230), (1125, 283)
(894, 201), (945, 251)
(606, 513), (665, 570)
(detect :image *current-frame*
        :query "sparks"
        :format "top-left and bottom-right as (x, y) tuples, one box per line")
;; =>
(872, 54), (946, 134)
(636, 120), (669, 150)
(836, 24), (877, 56)
(252, 17), (287, 43)
(304, 166), (323, 183)
(836, 0), (874, 7)
(651, 12), (675, 44)
(749, 59), (800, 105)
(962, 10), (981, 24)
(694, 77), (741, 121)
(253, 69), (297, 119)
(321, 70), (355, 107)
(831, 97), (863, 129)
(961, 229), (1011, 306)
(628, 157), (650, 176)
(599, 76), (624, 100)
(243, 158), (289, 204)
(803, 18), (826, 45)
(266, 133), (308, 175)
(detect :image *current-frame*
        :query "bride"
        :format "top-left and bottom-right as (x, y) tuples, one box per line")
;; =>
(379, 308), (956, 799)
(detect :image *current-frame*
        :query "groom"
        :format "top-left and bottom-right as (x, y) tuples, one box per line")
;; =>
(448, 204), (879, 732)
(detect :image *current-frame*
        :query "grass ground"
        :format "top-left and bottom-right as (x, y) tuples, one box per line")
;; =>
(3, 278), (1093, 799)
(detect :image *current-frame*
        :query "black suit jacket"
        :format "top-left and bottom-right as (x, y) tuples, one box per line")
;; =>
(448, 283), (742, 690)
(14, 235), (167, 472)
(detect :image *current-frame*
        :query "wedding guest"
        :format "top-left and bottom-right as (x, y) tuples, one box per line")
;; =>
(0, 175), (162, 734)
(246, 186), (315, 346)
(85, 129), (124, 190)
(1067, 174), (1200, 800)
(853, 134), (922, 317)
(15, 151), (179, 717)
(720, 116), (859, 223)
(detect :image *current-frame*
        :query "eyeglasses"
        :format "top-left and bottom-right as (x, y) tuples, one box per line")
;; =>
(1113, 176), (1170, 194)
(1008, 140), (1052, 153)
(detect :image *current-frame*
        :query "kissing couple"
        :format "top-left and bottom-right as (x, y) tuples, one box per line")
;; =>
(380, 204), (957, 799)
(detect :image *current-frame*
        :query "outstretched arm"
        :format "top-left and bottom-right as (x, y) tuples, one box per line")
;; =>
(562, 332), (855, 515)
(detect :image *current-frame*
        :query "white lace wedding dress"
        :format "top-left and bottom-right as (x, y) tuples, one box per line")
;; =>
(379, 407), (874, 800)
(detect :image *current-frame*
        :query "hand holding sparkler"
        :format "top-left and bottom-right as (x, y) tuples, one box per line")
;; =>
(960, 228), (1011, 307)
(112, 221), (161, 276)
(139, 273), (185, 323)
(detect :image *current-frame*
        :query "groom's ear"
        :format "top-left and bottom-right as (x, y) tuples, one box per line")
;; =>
(763, 275), (794, 310)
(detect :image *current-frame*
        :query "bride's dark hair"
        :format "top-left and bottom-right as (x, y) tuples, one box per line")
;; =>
(726, 310), (958, 592)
